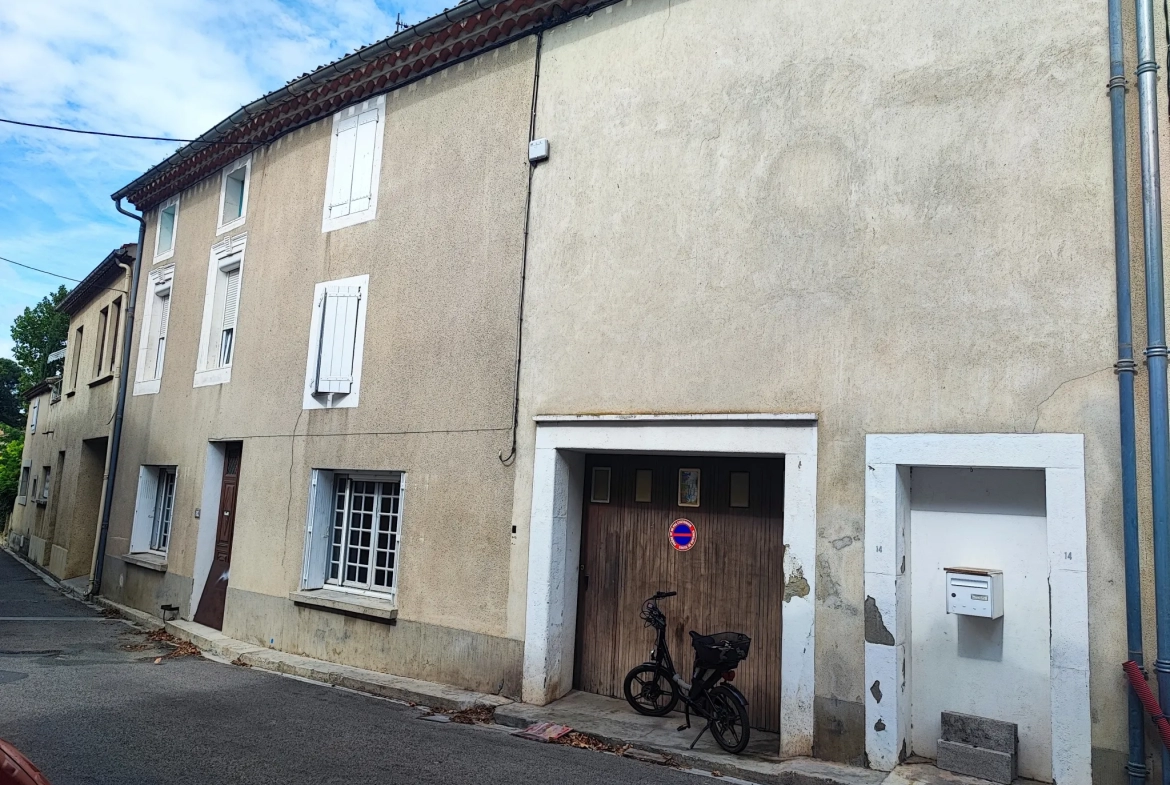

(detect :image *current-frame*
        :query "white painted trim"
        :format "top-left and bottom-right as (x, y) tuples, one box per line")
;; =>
(863, 433), (1089, 782)
(133, 264), (174, 397)
(301, 273), (369, 410)
(321, 95), (386, 234)
(216, 155), (251, 236)
(194, 233), (246, 387)
(534, 413), (819, 423)
(193, 367), (232, 388)
(153, 194), (179, 263)
(523, 416), (817, 757)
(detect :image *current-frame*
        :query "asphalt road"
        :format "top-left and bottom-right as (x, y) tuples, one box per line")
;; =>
(0, 550), (703, 785)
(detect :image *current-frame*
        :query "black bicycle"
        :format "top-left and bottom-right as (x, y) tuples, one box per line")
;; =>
(622, 591), (752, 754)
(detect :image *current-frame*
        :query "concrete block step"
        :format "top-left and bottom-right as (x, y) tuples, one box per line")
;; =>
(936, 740), (1015, 785)
(940, 711), (1017, 755)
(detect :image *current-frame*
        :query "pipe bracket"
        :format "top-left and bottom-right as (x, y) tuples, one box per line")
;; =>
(1117, 359), (1139, 375)
(1144, 345), (1169, 359)
(1109, 75), (1130, 91)
(1153, 657), (1170, 674)
(1137, 60), (1160, 75)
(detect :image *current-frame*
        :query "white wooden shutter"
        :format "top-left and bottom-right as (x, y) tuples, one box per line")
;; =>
(328, 117), (359, 219)
(29, 399), (38, 433)
(222, 269), (240, 331)
(349, 109), (379, 213)
(301, 469), (336, 589)
(130, 466), (159, 553)
(315, 285), (362, 394)
(155, 293), (171, 378)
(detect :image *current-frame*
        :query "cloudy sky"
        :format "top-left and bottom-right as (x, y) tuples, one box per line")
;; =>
(0, 0), (450, 359)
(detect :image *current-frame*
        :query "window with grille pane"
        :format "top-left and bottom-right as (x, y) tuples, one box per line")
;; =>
(327, 474), (401, 594)
(151, 467), (177, 552)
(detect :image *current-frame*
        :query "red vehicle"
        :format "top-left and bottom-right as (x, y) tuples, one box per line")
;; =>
(0, 740), (51, 785)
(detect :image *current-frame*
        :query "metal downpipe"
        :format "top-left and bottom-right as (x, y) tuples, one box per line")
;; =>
(90, 199), (145, 597)
(1135, 0), (1170, 780)
(1111, 0), (1149, 780)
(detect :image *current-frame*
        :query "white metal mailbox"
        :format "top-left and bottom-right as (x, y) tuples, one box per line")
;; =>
(945, 567), (1004, 619)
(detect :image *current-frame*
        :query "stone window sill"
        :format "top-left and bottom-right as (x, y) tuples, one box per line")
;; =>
(289, 589), (398, 623)
(88, 374), (115, 388)
(123, 552), (168, 572)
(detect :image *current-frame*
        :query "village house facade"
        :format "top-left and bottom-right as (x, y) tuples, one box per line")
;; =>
(7, 246), (133, 584)
(9, 0), (1164, 782)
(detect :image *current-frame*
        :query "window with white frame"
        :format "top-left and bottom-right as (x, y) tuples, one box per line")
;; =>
(217, 156), (251, 235)
(154, 195), (179, 261)
(17, 466), (29, 504)
(38, 466), (51, 505)
(322, 96), (385, 233)
(131, 465), (178, 555)
(194, 233), (245, 387)
(28, 399), (38, 433)
(134, 265), (173, 396)
(300, 470), (404, 598)
(302, 274), (369, 409)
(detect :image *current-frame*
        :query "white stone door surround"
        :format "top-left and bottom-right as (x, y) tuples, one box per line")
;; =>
(522, 413), (818, 757)
(863, 433), (1090, 782)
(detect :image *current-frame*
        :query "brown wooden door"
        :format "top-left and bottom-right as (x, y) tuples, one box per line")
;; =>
(574, 454), (785, 733)
(194, 442), (242, 630)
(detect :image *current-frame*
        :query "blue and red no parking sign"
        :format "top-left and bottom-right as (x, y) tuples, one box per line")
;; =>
(669, 519), (697, 551)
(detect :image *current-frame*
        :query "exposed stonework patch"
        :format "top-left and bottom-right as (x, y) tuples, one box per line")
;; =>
(831, 535), (854, 550)
(870, 680), (882, 703)
(784, 564), (810, 602)
(864, 596), (894, 645)
(874, 718), (886, 732)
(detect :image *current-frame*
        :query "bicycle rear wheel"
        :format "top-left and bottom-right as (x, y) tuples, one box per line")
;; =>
(708, 686), (750, 753)
(623, 664), (679, 716)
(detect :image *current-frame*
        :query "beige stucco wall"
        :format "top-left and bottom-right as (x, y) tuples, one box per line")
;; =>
(7, 272), (126, 580)
(103, 39), (536, 691)
(502, 0), (1133, 771)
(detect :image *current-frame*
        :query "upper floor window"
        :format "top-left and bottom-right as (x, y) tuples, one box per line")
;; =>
(302, 274), (369, 410)
(194, 233), (246, 388)
(17, 466), (29, 505)
(94, 305), (109, 378)
(217, 156), (251, 235)
(133, 265), (173, 397)
(155, 195), (179, 262)
(322, 96), (385, 233)
(69, 326), (84, 391)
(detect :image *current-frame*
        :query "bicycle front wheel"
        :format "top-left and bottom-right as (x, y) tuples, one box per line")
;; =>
(708, 686), (750, 754)
(623, 664), (679, 716)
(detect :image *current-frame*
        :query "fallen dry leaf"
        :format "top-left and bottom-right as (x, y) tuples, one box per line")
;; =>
(450, 705), (495, 725)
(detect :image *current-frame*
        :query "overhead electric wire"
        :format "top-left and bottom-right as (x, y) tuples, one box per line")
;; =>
(1, 256), (127, 294)
(0, 118), (258, 146)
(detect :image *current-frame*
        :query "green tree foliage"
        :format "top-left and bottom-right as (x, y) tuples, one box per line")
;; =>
(0, 425), (24, 518)
(0, 358), (21, 429)
(11, 284), (69, 392)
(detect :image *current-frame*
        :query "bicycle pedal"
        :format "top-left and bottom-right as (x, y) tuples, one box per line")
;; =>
(676, 724), (688, 732)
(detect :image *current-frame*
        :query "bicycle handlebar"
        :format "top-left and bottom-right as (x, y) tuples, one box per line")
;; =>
(652, 591), (677, 600)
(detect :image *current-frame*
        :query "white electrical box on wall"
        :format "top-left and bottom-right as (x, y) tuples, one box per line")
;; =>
(945, 567), (1004, 619)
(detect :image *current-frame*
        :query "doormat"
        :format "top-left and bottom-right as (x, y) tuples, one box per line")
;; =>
(513, 722), (573, 742)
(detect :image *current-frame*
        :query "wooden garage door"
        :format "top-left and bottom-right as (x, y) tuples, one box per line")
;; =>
(574, 454), (785, 733)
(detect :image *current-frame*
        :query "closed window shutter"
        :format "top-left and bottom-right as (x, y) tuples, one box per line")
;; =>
(222, 269), (240, 331)
(315, 285), (361, 394)
(329, 117), (359, 219)
(156, 293), (171, 378)
(29, 400), (38, 433)
(349, 109), (379, 213)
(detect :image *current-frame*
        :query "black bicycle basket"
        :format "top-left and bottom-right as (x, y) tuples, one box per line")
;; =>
(691, 631), (751, 669)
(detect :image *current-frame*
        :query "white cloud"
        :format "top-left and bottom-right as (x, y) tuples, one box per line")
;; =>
(0, 0), (452, 361)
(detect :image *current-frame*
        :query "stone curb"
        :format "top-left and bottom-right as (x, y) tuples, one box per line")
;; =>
(496, 703), (886, 785)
